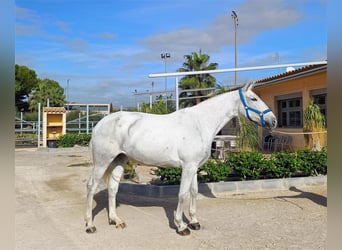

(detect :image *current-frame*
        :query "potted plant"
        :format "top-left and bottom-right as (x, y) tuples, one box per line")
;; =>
(303, 99), (326, 151)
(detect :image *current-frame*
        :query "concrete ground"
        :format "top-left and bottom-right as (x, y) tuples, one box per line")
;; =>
(15, 147), (327, 249)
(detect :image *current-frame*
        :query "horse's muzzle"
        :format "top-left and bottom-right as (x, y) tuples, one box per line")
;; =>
(265, 117), (277, 130)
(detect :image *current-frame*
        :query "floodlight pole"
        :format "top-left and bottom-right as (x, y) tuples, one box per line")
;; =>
(175, 76), (179, 111)
(231, 10), (238, 85)
(161, 52), (171, 91)
(66, 78), (70, 110)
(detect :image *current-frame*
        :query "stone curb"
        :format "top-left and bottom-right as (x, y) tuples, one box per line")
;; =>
(119, 175), (327, 198)
(37, 146), (89, 152)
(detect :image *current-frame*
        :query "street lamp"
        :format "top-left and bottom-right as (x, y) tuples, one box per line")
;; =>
(231, 10), (238, 85)
(161, 52), (171, 91)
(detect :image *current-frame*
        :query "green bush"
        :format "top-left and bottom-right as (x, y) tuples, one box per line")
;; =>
(269, 151), (299, 178)
(153, 167), (182, 185)
(225, 151), (265, 180)
(199, 158), (231, 182)
(296, 148), (327, 175)
(153, 149), (327, 185)
(57, 133), (92, 147)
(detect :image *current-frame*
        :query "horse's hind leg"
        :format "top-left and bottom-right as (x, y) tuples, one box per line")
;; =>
(85, 167), (106, 233)
(108, 154), (128, 229)
(85, 151), (115, 233)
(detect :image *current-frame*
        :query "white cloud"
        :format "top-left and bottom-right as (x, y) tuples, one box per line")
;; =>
(15, 24), (39, 36)
(236, 0), (303, 39)
(55, 21), (71, 33)
(16, 6), (42, 36)
(65, 38), (89, 52)
(100, 32), (117, 40)
(16, 6), (38, 21)
(139, 0), (303, 55)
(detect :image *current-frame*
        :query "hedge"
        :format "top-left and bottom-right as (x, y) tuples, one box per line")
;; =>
(153, 149), (327, 185)
(57, 133), (92, 147)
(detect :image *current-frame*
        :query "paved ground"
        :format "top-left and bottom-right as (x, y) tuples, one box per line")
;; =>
(15, 147), (327, 249)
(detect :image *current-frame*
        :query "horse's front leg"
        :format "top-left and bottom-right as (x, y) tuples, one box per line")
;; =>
(174, 164), (197, 236)
(188, 173), (200, 230)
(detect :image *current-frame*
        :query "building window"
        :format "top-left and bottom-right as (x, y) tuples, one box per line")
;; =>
(277, 94), (303, 128)
(311, 88), (327, 125)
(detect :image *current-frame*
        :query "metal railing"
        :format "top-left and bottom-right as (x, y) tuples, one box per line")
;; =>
(15, 115), (104, 147)
(15, 119), (40, 146)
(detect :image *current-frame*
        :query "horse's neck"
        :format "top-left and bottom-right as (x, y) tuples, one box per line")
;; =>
(188, 90), (240, 139)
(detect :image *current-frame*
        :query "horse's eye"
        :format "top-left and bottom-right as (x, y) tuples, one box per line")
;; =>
(251, 97), (258, 101)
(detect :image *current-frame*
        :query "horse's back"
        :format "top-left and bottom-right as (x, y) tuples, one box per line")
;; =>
(92, 111), (144, 136)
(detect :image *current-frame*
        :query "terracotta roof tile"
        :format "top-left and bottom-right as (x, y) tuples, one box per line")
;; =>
(255, 63), (327, 86)
(43, 107), (66, 113)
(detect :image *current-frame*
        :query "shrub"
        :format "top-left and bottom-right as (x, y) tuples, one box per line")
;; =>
(153, 149), (327, 185)
(259, 159), (279, 179)
(199, 158), (231, 182)
(225, 151), (265, 180)
(123, 159), (137, 180)
(269, 151), (299, 178)
(153, 167), (182, 185)
(296, 148), (327, 175)
(57, 133), (92, 147)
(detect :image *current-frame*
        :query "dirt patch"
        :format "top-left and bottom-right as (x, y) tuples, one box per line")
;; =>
(66, 162), (93, 167)
(45, 174), (78, 192)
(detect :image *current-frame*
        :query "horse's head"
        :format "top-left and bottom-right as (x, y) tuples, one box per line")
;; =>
(239, 82), (277, 130)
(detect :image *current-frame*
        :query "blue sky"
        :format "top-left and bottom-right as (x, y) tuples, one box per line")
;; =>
(15, 0), (327, 108)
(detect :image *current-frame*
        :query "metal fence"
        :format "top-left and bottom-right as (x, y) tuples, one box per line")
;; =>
(15, 114), (105, 147)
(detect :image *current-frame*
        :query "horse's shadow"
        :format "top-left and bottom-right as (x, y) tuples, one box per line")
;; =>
(276, 186), (327, 207)
(92, 184), (215, 230)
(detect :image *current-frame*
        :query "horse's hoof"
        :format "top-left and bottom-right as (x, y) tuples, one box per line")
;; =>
(85, 226), (97, 233)
(116, 222), (126, 229)
(109, 219), (126, 229)
(188, 222), (201, 230)
(177, 228), (191, 236)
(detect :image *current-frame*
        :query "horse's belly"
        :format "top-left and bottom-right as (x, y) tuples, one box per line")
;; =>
(125, 142), (180, 167)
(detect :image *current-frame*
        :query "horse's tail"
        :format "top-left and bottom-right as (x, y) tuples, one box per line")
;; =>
(103, 154), (128, 185)
(88, 138), (94, 167)
(88, 138), (113, 185)
(102, 164), (115, 184)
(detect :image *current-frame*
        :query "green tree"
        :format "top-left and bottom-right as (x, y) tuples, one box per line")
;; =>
(139, 95), (175, 114)
(15, 64), (39, 111)
(140, 99), (165, 114)
(29, 78), (66, 111)
(110, 102), (115, 113)
(177, 50), (219, 107)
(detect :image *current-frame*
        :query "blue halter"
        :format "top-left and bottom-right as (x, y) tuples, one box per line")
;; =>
(238, 88), (272, 127)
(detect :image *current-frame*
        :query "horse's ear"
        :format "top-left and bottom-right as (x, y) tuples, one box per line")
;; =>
(243, 81), (255, 91)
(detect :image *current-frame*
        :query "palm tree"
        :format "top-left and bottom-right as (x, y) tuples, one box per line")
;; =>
(177, 50), (219, 107)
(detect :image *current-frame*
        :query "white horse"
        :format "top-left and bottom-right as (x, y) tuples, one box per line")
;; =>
(85, 81), (277, 235)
